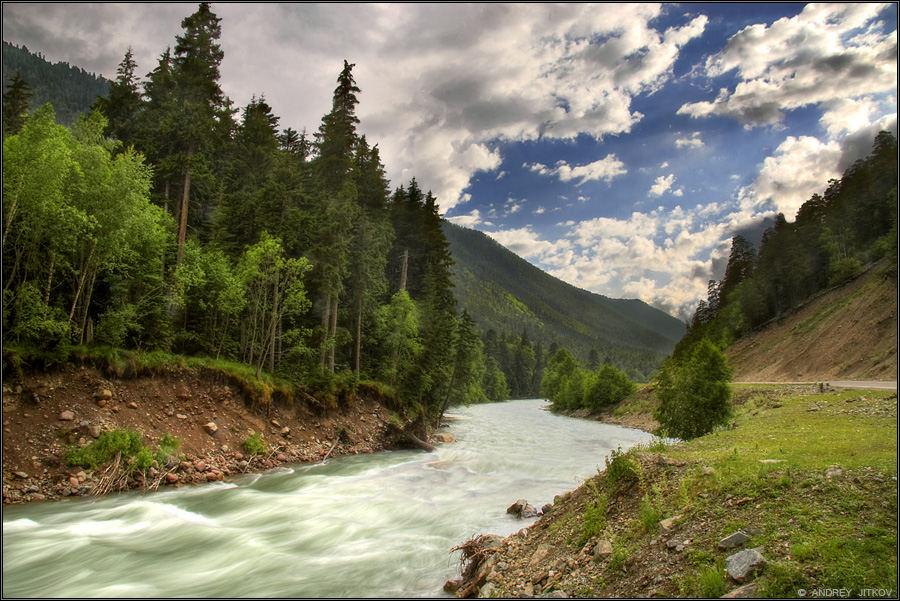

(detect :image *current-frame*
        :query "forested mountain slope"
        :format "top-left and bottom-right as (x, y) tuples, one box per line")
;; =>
(726, 260), (897, 382)
(443, 221), (684, 367)
(2, 41), (109, 126)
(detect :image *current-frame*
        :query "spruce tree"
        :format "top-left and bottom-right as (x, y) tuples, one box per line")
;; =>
(2, 70), (32, 136)
(94, 47), (142, 147)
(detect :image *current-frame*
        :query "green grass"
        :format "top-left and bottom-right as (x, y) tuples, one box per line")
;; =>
(241, 431), (268, 456)
(659, 386), (898, 596)
(66, 428), (181, 472)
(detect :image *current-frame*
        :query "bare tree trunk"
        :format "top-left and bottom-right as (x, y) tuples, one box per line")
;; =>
(355, 297), (362, 379)
(77, 271), (97, 345)
(268, 276), (279, 374)
(176, 169), (192, 266)
(319, 297), (331, 372)
(399, 249), (408, 292)
(68, 247), (95, 325)
(328, 297), (338, 373)
(43, 253), (55, 305)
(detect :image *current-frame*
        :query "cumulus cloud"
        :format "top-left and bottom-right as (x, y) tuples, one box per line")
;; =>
(675, 132), (704, 149)
(528, 155), (628, 186)
(650, 174), (678, 196)
(678, 3), (896, 128)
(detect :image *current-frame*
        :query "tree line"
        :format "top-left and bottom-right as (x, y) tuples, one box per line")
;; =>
(677, 130), (898, 357)
(1, 3), (508, 429)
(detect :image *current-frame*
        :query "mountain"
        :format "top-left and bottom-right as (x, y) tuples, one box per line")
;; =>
(442, 220), (684, 371)
(726, 260), (897, 382)
(2, 41), (109, 126)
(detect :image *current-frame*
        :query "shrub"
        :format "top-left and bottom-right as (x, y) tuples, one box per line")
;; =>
(653, 339), (733, 440)
(583, 365), (637, 412)
(241, 431), (268, 456)
(604, 446), (640, 491)
(67, 427), (152, 471)
(580, 498), (607, 544)
(639, 494), (663, 533)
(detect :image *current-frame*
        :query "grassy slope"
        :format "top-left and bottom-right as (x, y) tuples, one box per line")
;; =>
(467, 384), (897, 598)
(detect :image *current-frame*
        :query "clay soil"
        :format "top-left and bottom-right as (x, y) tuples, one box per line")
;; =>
(726, 262), (897, 382)
(2, 363), (398, 504)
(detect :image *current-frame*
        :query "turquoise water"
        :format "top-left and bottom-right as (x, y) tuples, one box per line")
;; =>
(2, 399), (652, 597)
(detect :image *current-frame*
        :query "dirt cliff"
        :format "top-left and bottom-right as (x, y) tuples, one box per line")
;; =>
(2, 362), (402, 504)
(726, 262), (897, 382)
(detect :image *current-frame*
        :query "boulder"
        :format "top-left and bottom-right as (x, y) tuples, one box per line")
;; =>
(90, 425), (102, 438)
(165, 473), (179, 483)
(443, 579), (462, 594)
(95, 389), (113, 401)
(59, 410), (75, 421)
(718, 531), (751, 550)
(722, 583), (758, 598)
(658, 515), (682, 535)
(507, 498), (541, 518)
(593, 539), (613, 559)
(194, 460), (208, 472)
(726, 547), (767, 583)
(541, 502), (553, 515)
(281, 427), (291, 437)
(203, 422), (218, 436)
(435, 433), (456, 443)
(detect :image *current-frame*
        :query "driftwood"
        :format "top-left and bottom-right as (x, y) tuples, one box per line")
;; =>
(384, 421), (437, 452)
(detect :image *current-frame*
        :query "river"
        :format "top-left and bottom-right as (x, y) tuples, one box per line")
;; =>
(2, 399), (653, 598)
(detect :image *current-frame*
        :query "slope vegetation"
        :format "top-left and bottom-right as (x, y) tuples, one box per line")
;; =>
(726, 261), (897, 382)
(443, 221), (684, 365)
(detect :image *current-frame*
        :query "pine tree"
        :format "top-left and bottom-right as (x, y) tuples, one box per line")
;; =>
(94, 47), (142, 147)
(2, 70), (32, 136)
(170, 2), (230, 264)
(311, 60), (362, 372)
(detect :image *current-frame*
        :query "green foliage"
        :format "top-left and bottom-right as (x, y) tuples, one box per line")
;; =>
(654, 339), (733, 440)
(583, 364), (636, 412)
(604, 446), (640, 491)
(66, 428), (176, 473)
(241, 431), (268, 456)
(638, 494), (663, 533)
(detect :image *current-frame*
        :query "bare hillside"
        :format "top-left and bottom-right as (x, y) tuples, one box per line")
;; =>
(726, 261), (897, 382)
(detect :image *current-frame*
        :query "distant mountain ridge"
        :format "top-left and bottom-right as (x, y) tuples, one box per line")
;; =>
(2, 41), (109, 126)
(442, 221), (684, 373)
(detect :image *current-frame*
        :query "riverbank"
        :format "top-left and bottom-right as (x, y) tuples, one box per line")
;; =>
(2, 362), (402, 505)
(450, 384), (898, 598)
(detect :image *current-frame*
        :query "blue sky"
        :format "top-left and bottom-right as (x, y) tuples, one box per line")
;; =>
(3, 3), (897, 319)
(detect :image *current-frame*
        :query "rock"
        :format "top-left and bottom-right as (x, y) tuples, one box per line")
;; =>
(275, 453), (287, 462)
(206, 472), (219, 482)
(95, 399), (108, 408)
(59, 410), (75, 421)
(722, 583), (758, 598)
(203, 422), (218, 435)
(726, 547), (767, 583)
(435, 433), (456, 443)
(718, 531), (751, 549)
(271, 420), (281, 427)
(280, 427), (291, 436)
(194, 460), (207, 472)
(96, 389), (113, 400)
(658, 515), (682, 535)
(14, 471), (29, 479)
(593, 539), (613, 559)
(523, 582), (534, 597)
(128, 402), (138, 409)
(165, 473), (179, 483)
(90, 425), (102, 438)
(529, 544), (551, 568)
(507, 498), (541, 518)
(541, 502), (553, 515)
(176, 414), (188, 420)
(480, 582), (495, 598)
(443, 579), (462, 594)
(69, 476), (79, 487)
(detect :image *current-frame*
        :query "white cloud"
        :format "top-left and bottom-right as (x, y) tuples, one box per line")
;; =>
(650, 174), (676, 196)
(675, 132), (704, 149)
(678, 3), (896, 128)
(527, 155), (627, 186)
(447, 209), (485, 228)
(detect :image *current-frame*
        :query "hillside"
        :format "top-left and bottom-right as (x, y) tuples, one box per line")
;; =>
(726, 260), (897, 382)
(443, 221), (684, 366)
(2, 41), (109, 126)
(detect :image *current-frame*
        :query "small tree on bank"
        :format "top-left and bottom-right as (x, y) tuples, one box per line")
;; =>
(654, 339), (732, 440)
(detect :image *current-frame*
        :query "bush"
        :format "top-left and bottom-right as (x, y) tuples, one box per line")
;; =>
(241, 431), (268, 456)
(654, 339), (733, 440)
(604, 446), (640, 491)
(583, 365), (637, 412)
(67, 428), (148, 471)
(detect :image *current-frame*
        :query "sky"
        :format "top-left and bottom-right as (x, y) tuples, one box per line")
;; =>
(3, 2), (897, 320)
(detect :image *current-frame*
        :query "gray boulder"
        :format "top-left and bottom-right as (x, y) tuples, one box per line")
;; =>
(726, 547), (767, 582)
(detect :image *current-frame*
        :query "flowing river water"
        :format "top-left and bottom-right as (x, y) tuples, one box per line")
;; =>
(3, 399), (653, 598)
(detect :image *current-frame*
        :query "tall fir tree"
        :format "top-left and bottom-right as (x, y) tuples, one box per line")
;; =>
(94, 47), (143, 148)
(2, 70), (32, 137)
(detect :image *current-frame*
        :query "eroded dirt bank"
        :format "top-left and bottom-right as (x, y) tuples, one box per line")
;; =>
(2, 363), (402, 504)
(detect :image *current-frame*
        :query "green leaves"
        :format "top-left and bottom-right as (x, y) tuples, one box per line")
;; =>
(654, 339), (733, 440)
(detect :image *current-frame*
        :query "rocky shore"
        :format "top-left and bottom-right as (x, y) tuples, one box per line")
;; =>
(2, 363), (404, 505)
